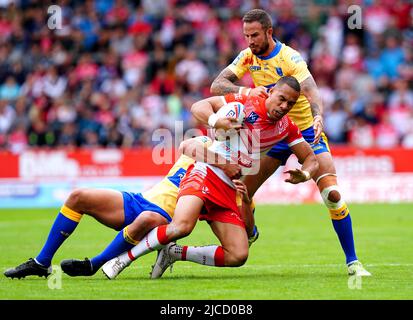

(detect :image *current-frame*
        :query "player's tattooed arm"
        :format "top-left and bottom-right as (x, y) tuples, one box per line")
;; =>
(301, 75), (324, 143)
(210, 68), (240, 95)
(300, 75), (323, 117)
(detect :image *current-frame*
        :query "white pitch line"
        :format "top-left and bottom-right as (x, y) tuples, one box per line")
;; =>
(126, 263), (413, 270)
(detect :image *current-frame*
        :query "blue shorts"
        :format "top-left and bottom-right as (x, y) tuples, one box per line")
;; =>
(266, 127), (330, 165)
(121, 191), (172, 230)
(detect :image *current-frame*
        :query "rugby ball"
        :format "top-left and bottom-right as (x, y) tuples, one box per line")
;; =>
(216, 101), (246, 125)
(214, 101), (245, 140)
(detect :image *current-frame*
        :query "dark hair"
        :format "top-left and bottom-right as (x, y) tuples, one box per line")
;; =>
(242, 9), (273, 30)
(276, 76), (301, 93)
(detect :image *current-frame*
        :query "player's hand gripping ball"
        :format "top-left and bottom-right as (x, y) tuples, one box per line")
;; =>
(214, 102), (245, 141)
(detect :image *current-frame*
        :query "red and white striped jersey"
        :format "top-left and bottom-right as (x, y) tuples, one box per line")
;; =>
(202, 93), (304, 187)
(224, 93), (304, 152)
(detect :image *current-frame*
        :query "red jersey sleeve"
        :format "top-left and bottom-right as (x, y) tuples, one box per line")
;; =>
(223, 93), (248, 105)
(284, 116), (305, 147)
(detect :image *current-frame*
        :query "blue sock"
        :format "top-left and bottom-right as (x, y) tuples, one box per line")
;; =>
(90, 227), (137, 271)
(36, 208), (82, 267)
(332, 214), (358, 265)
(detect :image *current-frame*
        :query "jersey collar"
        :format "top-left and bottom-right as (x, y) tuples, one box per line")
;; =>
(257, 39), (282, 60)
(253, 98), (270, 120)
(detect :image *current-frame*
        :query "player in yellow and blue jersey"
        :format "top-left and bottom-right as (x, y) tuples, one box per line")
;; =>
(3, 136), (223, 278)
(211, 9), (370, 277)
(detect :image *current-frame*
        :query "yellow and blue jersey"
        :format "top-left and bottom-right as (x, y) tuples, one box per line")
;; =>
(122, 136), (212, 227)
(228, 40), (312, 131)
(141, 154), (195, 219)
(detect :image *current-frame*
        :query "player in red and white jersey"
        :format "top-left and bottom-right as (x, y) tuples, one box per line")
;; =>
(102, 76), (319, 280)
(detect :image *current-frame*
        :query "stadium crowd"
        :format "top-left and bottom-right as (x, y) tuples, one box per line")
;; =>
(0, 0), (412, 153)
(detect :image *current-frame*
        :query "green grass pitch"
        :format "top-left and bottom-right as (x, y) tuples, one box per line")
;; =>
(0, 204), (412, 300)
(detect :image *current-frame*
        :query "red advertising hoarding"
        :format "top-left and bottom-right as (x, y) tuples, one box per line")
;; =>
(1, 147), (413, 203)
(0, 147), (413, 179)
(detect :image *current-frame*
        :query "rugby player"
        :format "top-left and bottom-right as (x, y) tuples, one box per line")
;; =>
(102, 76), (319, 279)
(4, 136), (238, 278)
(210, 9), (370, 276)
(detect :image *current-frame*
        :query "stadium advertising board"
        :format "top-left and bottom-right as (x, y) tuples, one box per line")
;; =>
(0, 147), (413, 206)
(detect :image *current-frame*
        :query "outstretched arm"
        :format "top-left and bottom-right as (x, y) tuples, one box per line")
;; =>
(285, 141), (319, 184)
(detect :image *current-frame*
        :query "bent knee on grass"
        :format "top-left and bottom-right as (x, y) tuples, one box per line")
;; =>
(224, 248), (248, 267)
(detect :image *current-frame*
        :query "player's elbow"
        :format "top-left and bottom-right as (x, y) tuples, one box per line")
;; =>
(190, 101), (202, 118)
(210, 80), (219, 95)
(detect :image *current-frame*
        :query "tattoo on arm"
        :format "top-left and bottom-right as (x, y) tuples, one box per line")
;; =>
(211, 68), (240, 95)
(300, 76), (324, 117)
(310, 102), (322, 118)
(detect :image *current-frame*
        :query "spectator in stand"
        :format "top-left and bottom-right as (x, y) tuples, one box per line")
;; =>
(348, 116), (375, 149)
(0, 99), (15, 135)
(0, 0), (410, 150)
(323, 99), (349, 144)
(0, 75), (20, 101)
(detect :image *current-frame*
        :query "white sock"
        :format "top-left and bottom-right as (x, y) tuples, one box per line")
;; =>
(171, 244), (223, 266)
(128, 226), (166, 260)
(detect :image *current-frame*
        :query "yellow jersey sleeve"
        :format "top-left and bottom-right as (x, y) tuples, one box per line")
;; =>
(142, 136), (212, 218)
(227, 48), (253, 79)
(281, 46), (311, 83)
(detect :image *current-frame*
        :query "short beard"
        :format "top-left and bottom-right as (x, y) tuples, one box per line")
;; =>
(253, 39), (270, 56)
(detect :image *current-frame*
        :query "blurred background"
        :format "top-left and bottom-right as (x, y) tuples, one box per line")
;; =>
(0, 0), (412, 207)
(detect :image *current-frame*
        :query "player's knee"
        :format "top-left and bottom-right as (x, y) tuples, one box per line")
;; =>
(321, 185), (349, 220)
(169, 221), (193, 239)
(225, 247), (248, 267)
(128, 213), (168, 240)
(65, 188), (88, 211)
(321, 185), (342, 206)
(137, 212), (166, 229)
(327, 190), (341, 203)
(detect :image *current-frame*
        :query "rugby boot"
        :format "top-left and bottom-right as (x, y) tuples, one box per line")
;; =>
(60, 258), (95, 276)
(102, 254), (132, 280)
(4, 258), (51, 279)
(347, 261), (371, 276)
(150, 242), (177, 279)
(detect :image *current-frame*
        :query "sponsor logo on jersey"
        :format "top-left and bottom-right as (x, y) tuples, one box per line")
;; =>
(291, 54), (303, 64)
(249, 65), (261, 71)
(245, 111), (259, 124)
(276, 117), (288, 134)
(232, 52), (244, 65)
